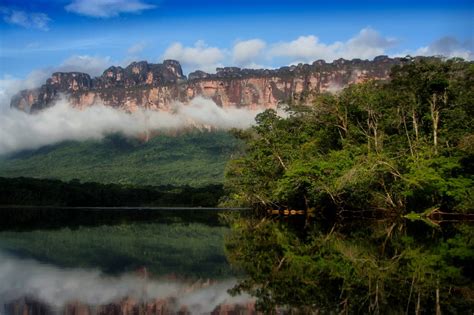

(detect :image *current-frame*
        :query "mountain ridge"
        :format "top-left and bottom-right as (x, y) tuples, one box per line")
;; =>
(11, 55), (433, 113)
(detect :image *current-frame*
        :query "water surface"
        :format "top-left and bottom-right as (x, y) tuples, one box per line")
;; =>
(0, 208), (253, 314)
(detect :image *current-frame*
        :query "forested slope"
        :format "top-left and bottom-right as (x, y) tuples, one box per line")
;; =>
(0, 131), (241, 187)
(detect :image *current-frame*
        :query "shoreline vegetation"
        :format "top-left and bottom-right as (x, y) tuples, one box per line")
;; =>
(221, 58), (473, 313)
(0, 176), (225, 207)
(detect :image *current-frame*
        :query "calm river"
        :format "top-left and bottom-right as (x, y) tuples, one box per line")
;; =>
(0, 208), (255, 315)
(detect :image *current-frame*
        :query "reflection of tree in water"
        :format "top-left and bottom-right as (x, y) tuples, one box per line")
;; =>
(224, 215), (473, 314)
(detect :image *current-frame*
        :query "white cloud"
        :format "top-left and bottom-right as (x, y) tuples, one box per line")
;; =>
(344, 28), (397, 59)
(58, 55), (113, 76)
(232, 39), (266, 67)
(163, 40), (226, 73)
(1, 8), (51, 31)
(0, 76), (22, 112)
(270, 35), (341, 62)
(162, 30), (470, 70)
(270, 27), (397, 63)
(0, 55), (112, 113)
(0, 96), (264, 155)
(65, 0), (156, 18)
(414, 36), (473, 60)
(0, 70), (53, 113)
(127, 42), (147, 55)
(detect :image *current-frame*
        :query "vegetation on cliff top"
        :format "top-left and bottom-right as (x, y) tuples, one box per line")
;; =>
(222, 58), (474, 313)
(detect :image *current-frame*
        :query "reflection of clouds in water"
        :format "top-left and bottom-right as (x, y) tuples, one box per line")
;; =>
(0, 251), (251, 313)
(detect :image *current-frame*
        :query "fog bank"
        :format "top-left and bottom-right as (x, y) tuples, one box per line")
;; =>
(0, 97), (265, 155)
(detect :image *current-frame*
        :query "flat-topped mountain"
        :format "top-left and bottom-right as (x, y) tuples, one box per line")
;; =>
(11, 56), (423, 113)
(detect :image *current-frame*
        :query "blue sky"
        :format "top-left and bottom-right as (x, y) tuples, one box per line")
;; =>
(0, 0), (472, 81)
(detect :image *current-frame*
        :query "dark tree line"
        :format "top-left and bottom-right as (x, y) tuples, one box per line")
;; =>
(0, 177), (224, 207)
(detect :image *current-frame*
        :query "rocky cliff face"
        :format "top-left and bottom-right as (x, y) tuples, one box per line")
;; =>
(11, 56), (411, 113)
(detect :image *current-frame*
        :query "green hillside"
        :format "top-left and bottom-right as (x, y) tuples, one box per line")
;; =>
(0, 131), (241, 187)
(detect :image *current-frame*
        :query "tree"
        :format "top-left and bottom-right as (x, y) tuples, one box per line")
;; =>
(222, 58), (474, 313)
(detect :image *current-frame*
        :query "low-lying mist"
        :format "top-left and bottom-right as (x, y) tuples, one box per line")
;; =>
(0, 251), (251, 313)
(0, 97), (265, 155)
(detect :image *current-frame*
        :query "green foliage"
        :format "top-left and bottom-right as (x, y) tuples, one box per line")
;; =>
(223, 58), (474, 216)
(0, 131), (241, 187)
(223, 58), (474, 313)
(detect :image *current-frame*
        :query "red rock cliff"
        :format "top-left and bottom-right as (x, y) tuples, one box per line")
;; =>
(11, 56), (415, 113)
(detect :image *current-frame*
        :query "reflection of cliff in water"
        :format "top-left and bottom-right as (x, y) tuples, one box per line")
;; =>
(6, 297), (258, 315)
(0, 252), (256, 315)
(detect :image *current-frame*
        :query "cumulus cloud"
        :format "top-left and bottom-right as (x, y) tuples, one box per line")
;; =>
(163, 40), (226, 73)
(232, 39), (266, 67)
(65, 0), (156, 18)
(0, 96), (264, 155)
(1, 8), (51, 31)
(159, 29), (470, 72)
(270, 27), (397, 63)
(0, 251), (251, 312)
(270, 35), (339, 62)
(414, 36), (473, 60)
(344, 28), (397, 59)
